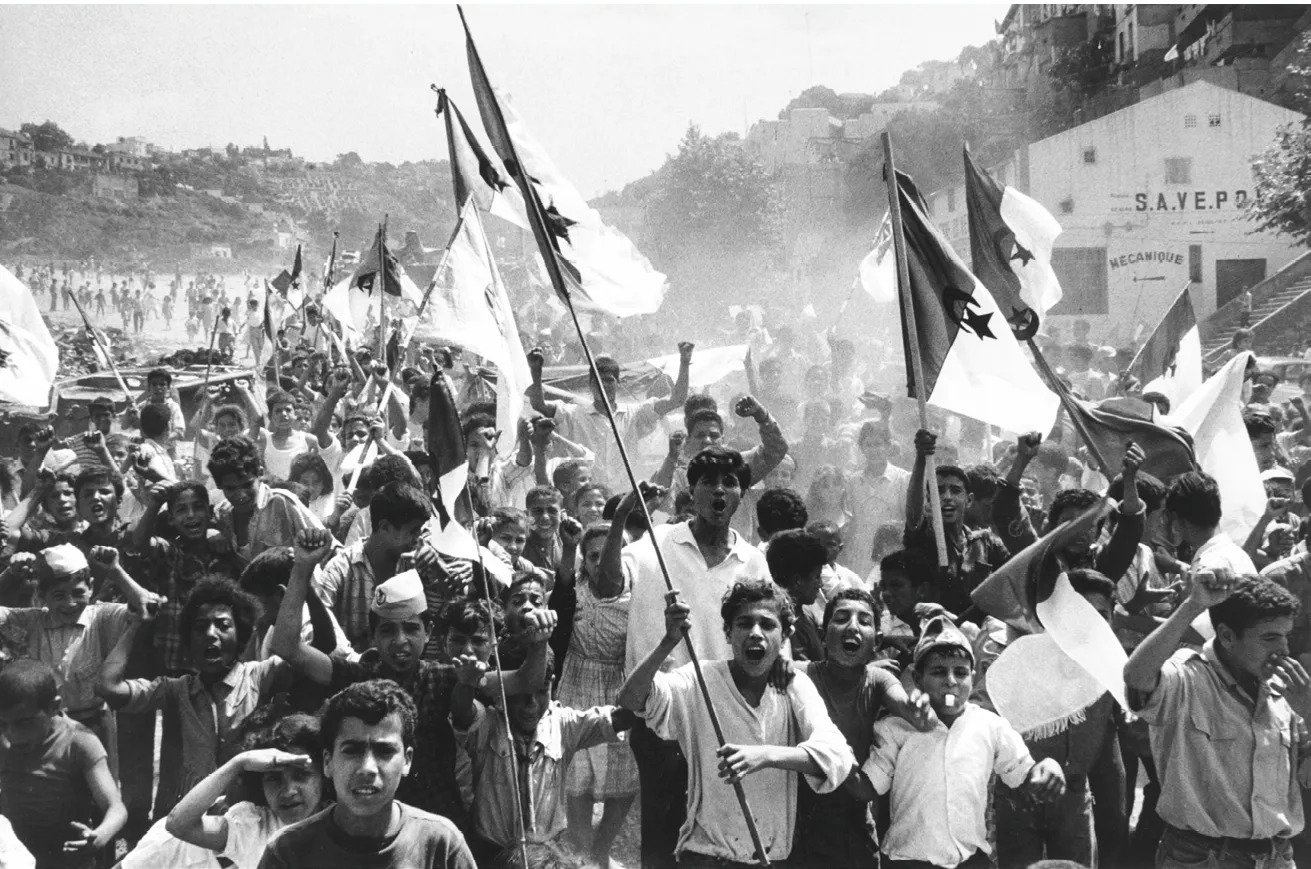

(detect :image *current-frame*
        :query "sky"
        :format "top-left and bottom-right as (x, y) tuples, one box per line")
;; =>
(0, 3), (1009, 198)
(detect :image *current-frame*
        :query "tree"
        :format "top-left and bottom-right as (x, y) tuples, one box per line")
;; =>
(1247, 34), (1311, 245)
(20, 120), (73, 153)
(644, 125), (784, 320)
(334, 151), (364, 171)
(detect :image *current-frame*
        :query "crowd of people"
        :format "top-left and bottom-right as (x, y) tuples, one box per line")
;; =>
(1, 260), (1311, 869)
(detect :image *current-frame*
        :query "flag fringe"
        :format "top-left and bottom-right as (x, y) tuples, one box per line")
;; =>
(1019, 706), (1088, 740)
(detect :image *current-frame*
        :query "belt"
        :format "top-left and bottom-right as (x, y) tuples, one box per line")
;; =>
(1164, 823), (1289, 856)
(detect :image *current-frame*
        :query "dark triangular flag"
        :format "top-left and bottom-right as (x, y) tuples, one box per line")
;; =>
(290, 244), (302, 287)
(437, 89), (511, 213)
(270, 270), (293, 294)
(352, 228), (404, 298)
(1064, 396), (1198, 481)
(1127, 284), (1201, 391)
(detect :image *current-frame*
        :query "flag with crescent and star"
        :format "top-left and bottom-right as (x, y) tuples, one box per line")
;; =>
(893, 168), (1059, 434)
(964, 146), (1064, 341)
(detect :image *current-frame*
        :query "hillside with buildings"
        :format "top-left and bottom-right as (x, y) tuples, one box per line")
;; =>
(0, 128), (457, 270)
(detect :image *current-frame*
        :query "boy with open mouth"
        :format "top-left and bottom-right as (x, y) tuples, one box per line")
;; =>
(619, 579), (853, 867)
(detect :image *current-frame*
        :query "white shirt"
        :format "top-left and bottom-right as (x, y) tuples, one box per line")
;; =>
(553, 398), (660, 491)
(643, 661), (854, 863)
(623, 522), (771, 674)
(843, 465), (911, 579)
(865, 703), (1035, 867)
(1192, 531), (1257, 575)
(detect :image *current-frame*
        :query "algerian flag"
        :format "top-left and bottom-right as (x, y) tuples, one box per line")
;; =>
(893, 170), (1059, 435)
(0, 263), (58, 407)
(858, 212), (896, 303)
(1129, 283), (1203, 407)
(964, 146), (1063, 340)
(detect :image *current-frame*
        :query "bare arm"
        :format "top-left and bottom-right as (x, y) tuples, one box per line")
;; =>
(74, 755), (127, 856)
(526, 348), (560, 418)
(652, 343), (693, 418)
(167, 750), (312, 852)
(1125, 571), (1236, 698)
(618, 595), (686, 711)
(904, 431), (932, 532)
(96, 617), (142, 709)
(270, 531), (336, 686)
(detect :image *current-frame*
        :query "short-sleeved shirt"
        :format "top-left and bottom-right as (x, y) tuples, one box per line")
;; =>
(1263, 554), (1311, 657)
(214, 482), (323, 562)
(222, 801), (282, 869)
(904, 521), (1012, 616)
(256, 803), (476, 869)
(121, 657), (291, 804)
(0, 604), (131, 713)
(1130, 640), (1307, 839)
(865, 703), (1035, 866)
(312, 541), (378, 654)
(330, 656), (467, 828)
(459, 700), (617, 847)
(0, 715), (107, 867)
(552, 399), (661, 491)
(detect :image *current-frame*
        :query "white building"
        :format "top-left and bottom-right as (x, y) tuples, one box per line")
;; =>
(926, 80), (1304, 341)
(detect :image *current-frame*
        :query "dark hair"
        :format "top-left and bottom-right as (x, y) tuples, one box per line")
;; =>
(720, 579), (795, 636)
(1244, 409), (1277, 439)
(289, 452), (332, 491)
(602, 494), (650, 537)
(438, 598), (503, 640)
(179, 579), (262, 654)
(365, 455), (421, 490)
(570, 483), (611, 515)
(1210, 577), (1299, 636)
(74, 466), (124, 501)
(525, 486), (564, 508)
(934, 464), (970, 491)
(1231, 327), (1253, 348)
(687, 446), (751, 490)
(0, 659), (58, 711)
(321, 679), (418, 752)
(208, 436), (263, 484)
(682, 394), (718, 427)
(1142, 391), (1171, 414)
(687, 408), (724, 434)
(765, 529), (827, 588)
(857, 420), (891, 450)
(1065, 568), (1115, 601)
(821, 587), (882, 633)
(755, 488), (808, 538)
(146, 367), (172, 385)
(1166, 470), (1222, 529)
(1044, 488), (1102, 533)
(590, 355), (621, 381)
(239, 712), (326, 807)
(238, 546), (295, 598)
(551, 460), (590, 492)
(168, 482), (210, 513)
(89, 397), (115, 414)
(140, 403), (171, 439)
(502, 572), (546, 608)
(880, 549), (931, 583)
(489, 506), (529, 535)
(462, 412), (497, 441)
(212, 403), (249, 431)
(965, 464), (1001, 500)
(369, 482), (430, 530)
(265, 389), (295, 411)
(1106, 470), (1166, 514)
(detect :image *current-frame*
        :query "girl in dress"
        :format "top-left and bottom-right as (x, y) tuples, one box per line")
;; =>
(287, 453), (336, 523)
(557, 523), (637, 867)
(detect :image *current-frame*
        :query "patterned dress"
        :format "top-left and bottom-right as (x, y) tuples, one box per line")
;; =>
(558, 576), (638, 800)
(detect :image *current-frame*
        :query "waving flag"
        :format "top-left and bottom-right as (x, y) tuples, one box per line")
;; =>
(427, 371), (479, 559)
(964, 147), (1063, 340)
(437, 89), (527, 230)
(1167, 351), (1266, 544)
(322, 228), (424, 337)
(414, 202), (530, 455)
(0, 264), (58, 407)
(1128, 283), (1202, 406)
(893, 169), (1059, 434)
(1061, 395), (1197, 481)
(461, 8), (666, 318)
(858, 212), (896, 304)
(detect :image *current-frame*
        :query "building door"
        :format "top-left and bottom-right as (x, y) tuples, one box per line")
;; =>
(1215, 259), (1267, 308)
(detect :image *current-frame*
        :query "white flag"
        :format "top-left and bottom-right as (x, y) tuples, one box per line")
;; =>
(1167, 350), (1265, 544)
(413, 202), (530, 450)
(0, 264), (58, 407)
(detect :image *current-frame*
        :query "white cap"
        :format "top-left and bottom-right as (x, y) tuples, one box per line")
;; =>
(1262, 466), (1295, 483)
(42, 544), (88, 577)
(371, 570), (425, 621)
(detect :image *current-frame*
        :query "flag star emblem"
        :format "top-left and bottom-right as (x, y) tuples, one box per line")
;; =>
(1008, 306), (1039, 341)
(962, 308), (995, 339)
(1010, 241), (1035, 267)
(942, 285), (996, 341)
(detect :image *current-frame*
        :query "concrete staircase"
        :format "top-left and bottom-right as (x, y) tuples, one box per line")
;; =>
(1201, 251), (1311, 363)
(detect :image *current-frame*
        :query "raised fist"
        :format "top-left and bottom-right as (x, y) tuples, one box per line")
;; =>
(294, 528), (334, 566)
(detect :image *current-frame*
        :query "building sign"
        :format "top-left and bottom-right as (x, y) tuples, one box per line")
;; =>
(1134, 190), (1249, 212)
(1109, 250), (1185, 270)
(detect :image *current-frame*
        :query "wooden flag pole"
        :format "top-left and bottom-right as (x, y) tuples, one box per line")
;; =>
(460, 13), (770, 861)
(883, 131), (949, 570)
(1024, 338), (1116, 481)
(376, 219), (388, 361)
(67, 290), (134, 408)
(190, 301), (225, 481)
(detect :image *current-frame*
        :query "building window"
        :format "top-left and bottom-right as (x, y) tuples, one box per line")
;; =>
(1184, 114), (1197, 128)
(1083, 146), (1097, 164)
(1059, 197), (1075, 214)
(1165, 157), (1192, 184)
(1119, 31), (1126, 61)
(1189, 244), (1203, 283)
(1048, 248), (1110, 315)
(1208, 113), (1222, 127)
